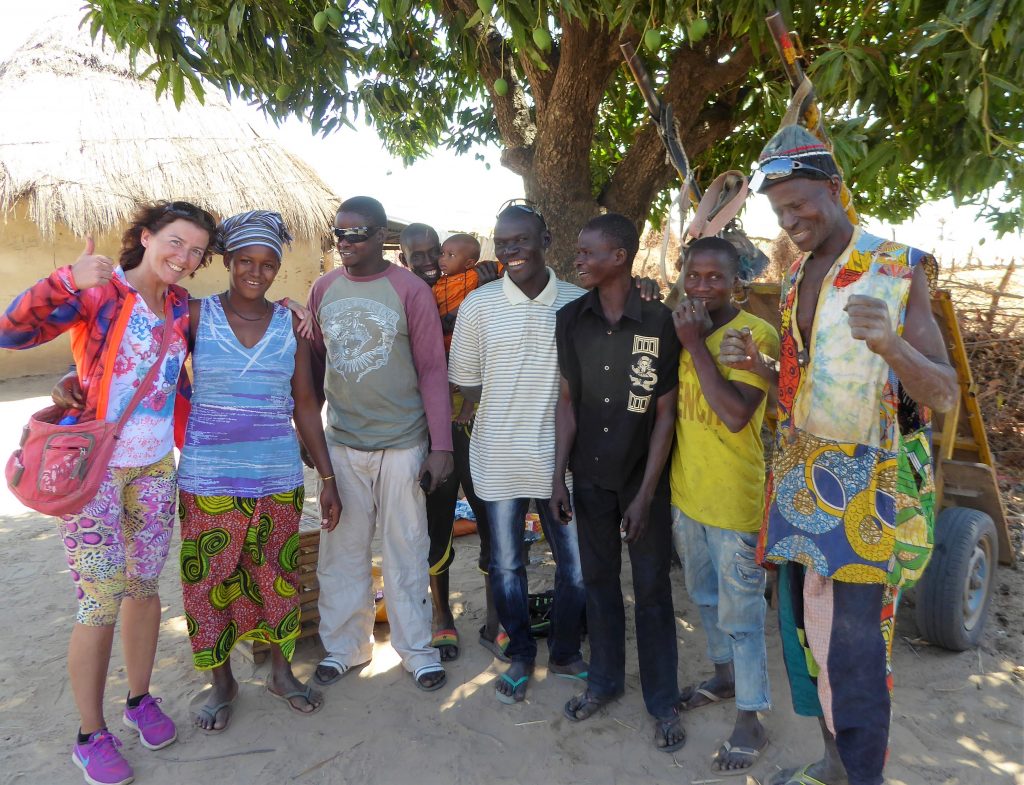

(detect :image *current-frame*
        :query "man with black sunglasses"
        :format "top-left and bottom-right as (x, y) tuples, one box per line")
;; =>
(721, 125), (957, 785)
(307, 197), (454, 694)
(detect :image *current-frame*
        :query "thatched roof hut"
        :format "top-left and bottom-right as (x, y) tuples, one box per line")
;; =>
(0, 16), (340, 378)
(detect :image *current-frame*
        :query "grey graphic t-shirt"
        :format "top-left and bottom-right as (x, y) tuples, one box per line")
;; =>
(309, 264), (452, 452)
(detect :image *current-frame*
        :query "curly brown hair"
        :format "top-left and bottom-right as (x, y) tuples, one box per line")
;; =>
(119, 201), (218, 273)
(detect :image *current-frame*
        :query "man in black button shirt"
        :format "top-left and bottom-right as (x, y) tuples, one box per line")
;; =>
(551, 213), (684, 752)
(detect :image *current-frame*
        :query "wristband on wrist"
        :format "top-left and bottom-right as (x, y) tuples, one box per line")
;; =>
(61, 267), (79, 294)
(320, 473), (336, 481)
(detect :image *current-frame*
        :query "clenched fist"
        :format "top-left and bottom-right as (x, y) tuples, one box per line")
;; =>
(845, 294), (896, 356)
(672, 296), (714, 350)
(719, 326), (760, 371)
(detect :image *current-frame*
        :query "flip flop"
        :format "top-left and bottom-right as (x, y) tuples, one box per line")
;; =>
(314, 656), (366, 686)
(563, 690), (614, 722)
(679, 681), (735, 711)
(193, 700), (234, 735)
(266, 682), (324, 715)
(773, 764), (830, 785)
(653, 711), (686, 753)
(414, 664), (447, 692)
(548, 660), (588, 682)
(711, 738), (769, 776)
(430, 628), (460, 662)
(478, 626), (511, 663)
(495, 673), (529, 704)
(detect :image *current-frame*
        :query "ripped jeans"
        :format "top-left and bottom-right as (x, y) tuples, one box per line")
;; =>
(671, 506), (771, 712)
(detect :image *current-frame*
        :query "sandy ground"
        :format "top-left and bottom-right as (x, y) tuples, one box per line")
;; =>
(0, 374), (1021, 785)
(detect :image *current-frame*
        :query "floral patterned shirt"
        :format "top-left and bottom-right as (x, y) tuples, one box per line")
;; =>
(106, 269), (187, 467)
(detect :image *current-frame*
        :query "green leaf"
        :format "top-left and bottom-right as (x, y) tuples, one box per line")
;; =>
(171, 67), (184, 107)
(967, 85), (983, 117)
(228, 2), (245, 39)
(154, 68), (170, 99)
(988, 74), (1022, 94)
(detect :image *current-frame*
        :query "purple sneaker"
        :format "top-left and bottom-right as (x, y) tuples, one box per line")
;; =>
(122, 694), (177, 750)
(72, 730), (134, 785)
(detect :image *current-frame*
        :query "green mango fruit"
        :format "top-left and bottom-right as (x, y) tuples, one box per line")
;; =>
(494, 77), (509, 96)
(687, 18), (708, 43)
(643, 28), (661, 52)
(313, 11), (328, 32)
(325, 6), (343, 29)
(275, 85), (291, 101)
(532, 27), (552, 51)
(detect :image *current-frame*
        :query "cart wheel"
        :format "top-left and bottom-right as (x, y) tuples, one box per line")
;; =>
(915, 507), (997, 651)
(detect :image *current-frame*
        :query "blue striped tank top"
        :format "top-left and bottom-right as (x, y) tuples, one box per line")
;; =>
(178, 296), (304, 497)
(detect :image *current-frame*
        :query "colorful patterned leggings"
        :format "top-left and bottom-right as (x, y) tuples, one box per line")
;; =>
(58, 453), (177, 626)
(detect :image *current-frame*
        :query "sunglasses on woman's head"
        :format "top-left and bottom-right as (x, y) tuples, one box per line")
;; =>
(163, 200), (216, 226)
(333, 226), (379, 244)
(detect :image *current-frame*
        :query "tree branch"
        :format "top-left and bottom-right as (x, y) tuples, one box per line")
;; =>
(439, 0), (536, 164)
(601, 39), (753, 221)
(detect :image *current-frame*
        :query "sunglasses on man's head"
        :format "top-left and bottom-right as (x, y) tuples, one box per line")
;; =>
(750, 157), (834, 192)
(333, 226), (379, 244)
(496, 198), (546, 228)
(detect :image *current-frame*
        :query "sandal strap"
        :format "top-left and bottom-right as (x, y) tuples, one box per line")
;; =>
(196, 700), (232, 720)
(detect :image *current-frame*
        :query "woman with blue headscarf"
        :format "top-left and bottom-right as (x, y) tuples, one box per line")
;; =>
(176, 210), (342, 732)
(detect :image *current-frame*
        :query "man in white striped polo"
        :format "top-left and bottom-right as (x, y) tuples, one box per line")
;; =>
(448, 201), (589, 704)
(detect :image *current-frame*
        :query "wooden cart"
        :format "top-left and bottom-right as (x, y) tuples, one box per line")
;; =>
(744, 282), (1013, 651)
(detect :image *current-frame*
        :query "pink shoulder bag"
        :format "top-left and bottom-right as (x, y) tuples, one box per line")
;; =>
(6, 297), (176, 516)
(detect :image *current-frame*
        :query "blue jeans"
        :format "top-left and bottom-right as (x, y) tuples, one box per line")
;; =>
(671, 506), (770, 712)
(483, 497), (586, 665)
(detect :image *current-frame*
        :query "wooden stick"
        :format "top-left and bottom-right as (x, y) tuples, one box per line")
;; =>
(156, 748), (275, 763)
(293, 740), (363, 779)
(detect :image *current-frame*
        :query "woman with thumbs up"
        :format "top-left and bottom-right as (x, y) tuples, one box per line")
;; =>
(0, 201), (217, 785)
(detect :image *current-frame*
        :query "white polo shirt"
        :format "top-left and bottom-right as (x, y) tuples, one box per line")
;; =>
(449, 268), (584, 501)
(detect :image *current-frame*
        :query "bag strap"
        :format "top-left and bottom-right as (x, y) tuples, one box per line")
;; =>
(112, 296), (178, 439)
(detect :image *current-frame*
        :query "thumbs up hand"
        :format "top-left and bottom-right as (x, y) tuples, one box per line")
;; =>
(70, 236), (115, 290)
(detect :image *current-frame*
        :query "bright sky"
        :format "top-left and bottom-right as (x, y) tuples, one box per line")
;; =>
(2, 0), (1019, 262)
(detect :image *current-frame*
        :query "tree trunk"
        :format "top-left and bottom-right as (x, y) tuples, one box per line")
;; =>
(511, 41), (753, 282)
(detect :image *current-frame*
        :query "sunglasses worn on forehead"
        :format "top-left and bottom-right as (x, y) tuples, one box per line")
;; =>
(497, 198), (547, 228)
(162, 200), (216, 226)
(333, 226), (380, 244)
(750, 157), (834, 192)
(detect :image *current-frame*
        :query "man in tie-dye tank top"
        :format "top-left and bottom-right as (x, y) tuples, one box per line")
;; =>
(720, 126), (958, 785)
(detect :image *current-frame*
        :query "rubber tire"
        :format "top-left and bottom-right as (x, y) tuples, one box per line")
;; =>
(914, 507), (998, 651)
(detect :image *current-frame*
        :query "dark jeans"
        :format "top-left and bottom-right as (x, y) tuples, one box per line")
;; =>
(426, 420), (492, 573)
(483, 497), (586, 666)
(574, 477), (679, 718)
